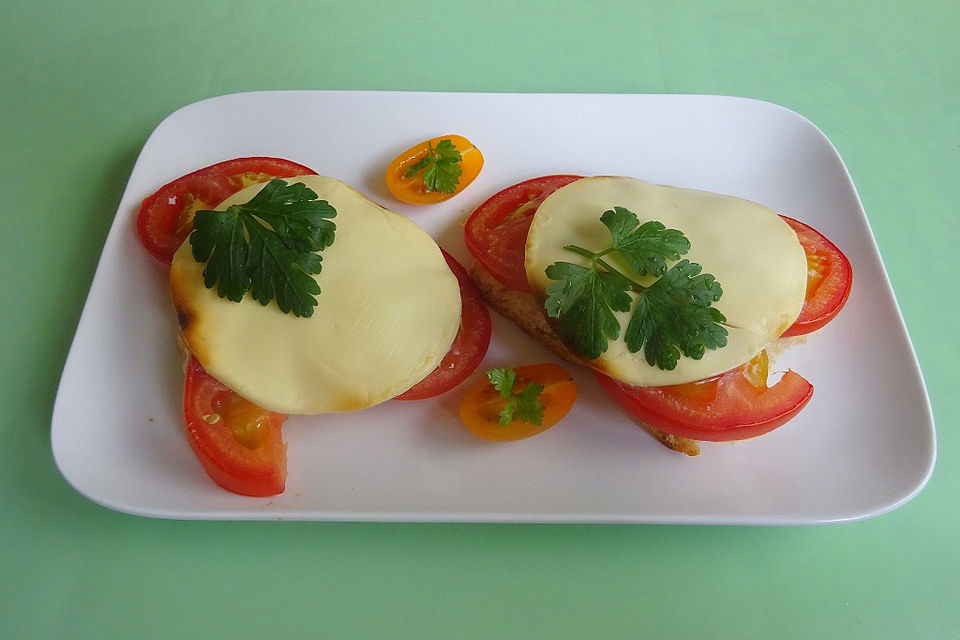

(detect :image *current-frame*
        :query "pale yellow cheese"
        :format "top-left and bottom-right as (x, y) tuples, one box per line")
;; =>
(171, 175), (461, 414)
(524, 176), (807, 386)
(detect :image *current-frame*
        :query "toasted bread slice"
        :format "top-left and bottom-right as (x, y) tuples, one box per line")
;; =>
(468, 262), (700, 456)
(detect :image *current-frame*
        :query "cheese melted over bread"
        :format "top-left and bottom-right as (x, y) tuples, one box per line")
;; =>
(524, 176), (807, 386)
(171, 175), (461, 415)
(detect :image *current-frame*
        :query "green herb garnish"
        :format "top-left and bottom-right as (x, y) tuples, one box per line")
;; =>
(403, 139), (463, 194)
(544, 206), (727, 369)
(189, 178), (337, 318)
(487, 367), (545, 428)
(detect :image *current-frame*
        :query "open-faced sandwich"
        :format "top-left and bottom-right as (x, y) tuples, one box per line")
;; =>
(137, 157), (492, 496)
(463, 174), (852, 455)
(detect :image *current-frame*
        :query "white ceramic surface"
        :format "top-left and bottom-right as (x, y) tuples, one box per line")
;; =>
(52, 91), (935, 524)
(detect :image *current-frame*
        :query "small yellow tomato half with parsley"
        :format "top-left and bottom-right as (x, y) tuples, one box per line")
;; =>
(386, 134), (483, 204)
(459, 364), (577, 441)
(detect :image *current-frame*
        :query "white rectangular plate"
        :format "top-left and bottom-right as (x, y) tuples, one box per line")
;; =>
(53, 91), (935, 524)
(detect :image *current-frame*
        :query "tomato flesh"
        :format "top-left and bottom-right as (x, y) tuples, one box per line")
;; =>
(464, 175), (582, 292)
(459, 363), (577, 441)
(184, 357), (287, 496)
(395, 249), (492, 400)
(780, 215), (852, 336)
(137, 157), (318, 263)
(385, 135), (484, 204)
(594, 351), (813, 442)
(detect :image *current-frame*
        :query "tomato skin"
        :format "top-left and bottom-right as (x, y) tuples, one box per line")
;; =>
(395, 249), (492, 400)
(137, 157), (318, 263)
(780, 215), (852, 337)
(464, 174), (582, 292)
(184, 357), (287, 497)
(594, 351), (813, 442)
(459, 363), (577, 441)
(385, 135), (483, 204)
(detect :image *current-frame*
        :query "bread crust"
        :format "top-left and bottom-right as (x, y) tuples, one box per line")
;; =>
(468, 261), (700, 456)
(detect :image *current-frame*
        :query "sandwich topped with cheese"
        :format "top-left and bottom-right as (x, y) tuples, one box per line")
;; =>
(138, 158), (492, 496)
(171, 174), (463, 415)
(464, 174), (851, 455)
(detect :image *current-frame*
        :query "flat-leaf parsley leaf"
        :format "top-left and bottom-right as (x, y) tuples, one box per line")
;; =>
(544, 206), (727, 368)
(189, 179), (337, 318)
(601, 207), (690, 276)
(624, 259), (726, 369)
(487, 367), (545, 428)
(403, 139), (463, 194)
(543, 262), (632, 360)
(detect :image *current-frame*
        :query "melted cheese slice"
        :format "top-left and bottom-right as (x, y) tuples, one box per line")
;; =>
(171, 175), (461, 414)
(525, 176), (807, 386)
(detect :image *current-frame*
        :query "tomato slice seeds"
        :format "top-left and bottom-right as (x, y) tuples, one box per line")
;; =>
(136, 157), (318, 263)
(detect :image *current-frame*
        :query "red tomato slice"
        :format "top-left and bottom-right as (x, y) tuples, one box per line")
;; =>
(594, 350), (813, 442)
(395, 249), (492, 400)
(184, 357), (288, 496)
(780, 215), (852, 337)
(464, 175), (583, 292)
(137, 157), (318, 263)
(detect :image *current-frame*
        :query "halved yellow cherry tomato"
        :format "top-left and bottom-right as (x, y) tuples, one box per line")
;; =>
(385, 134), (483, 204)
(459, 363), (577, 441)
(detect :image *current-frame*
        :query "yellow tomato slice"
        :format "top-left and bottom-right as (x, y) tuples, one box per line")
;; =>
(459, 363), (577, 441)
(385, 134), (483, 204)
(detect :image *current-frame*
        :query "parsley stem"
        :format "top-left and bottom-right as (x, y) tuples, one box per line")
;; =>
(563, 244), (647, 292)
(563, 244), (597, 260)
(563, 244), (618, 260)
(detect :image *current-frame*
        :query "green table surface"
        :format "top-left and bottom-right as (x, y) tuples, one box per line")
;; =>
(3, 1), (957, 638)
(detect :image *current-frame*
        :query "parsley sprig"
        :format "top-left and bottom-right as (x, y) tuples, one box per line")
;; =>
(487, 367), (545, 428)
(404, 139), (463, 194)
(544, 206), (727, 369)
(189, 179), (337, 318)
